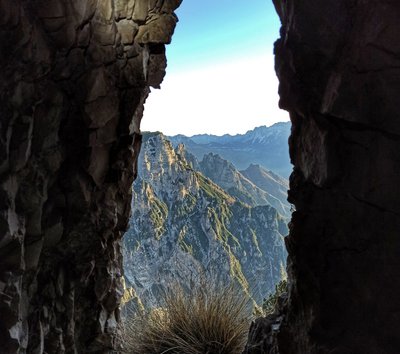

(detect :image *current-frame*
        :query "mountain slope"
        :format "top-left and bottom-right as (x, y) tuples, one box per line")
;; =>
(168, 122), (292, 178)
(240, 164), (291, 215)
(123, 133), (287, 308)
(199, 153), (291, 217)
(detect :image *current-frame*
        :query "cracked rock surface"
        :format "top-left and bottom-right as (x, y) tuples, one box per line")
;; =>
(244, 1), (400, 353)
(0, 0), (181, 352)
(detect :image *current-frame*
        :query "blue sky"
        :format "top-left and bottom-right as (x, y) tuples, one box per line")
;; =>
(141, 0), (289, 136)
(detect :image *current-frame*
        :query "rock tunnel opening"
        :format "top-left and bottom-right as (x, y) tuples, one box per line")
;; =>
(121, 1), (293, 324)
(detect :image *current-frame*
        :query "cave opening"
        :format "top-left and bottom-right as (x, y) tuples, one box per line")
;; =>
(121, 2), (293, 349)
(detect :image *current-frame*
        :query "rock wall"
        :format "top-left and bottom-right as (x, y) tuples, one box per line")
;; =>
(0, 0), (181, 352)
(245, 1), (400, 353)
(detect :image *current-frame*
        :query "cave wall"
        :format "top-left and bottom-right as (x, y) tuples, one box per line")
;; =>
(245, 1), (400, 353)
(0, 1), (181, 352)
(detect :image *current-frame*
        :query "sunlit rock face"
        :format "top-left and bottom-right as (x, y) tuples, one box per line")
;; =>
(123, 133), (288, 308)
(0, 0), (181, 352)
(245, 1), (400, 353)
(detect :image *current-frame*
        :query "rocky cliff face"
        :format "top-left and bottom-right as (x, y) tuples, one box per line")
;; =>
(245, 1), (400, 353)
(0, 1), (181, 352)
(123, 133), (287, 308)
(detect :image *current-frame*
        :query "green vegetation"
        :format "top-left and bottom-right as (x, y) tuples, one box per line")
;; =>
(174, 193), (197, 216)
(177, 226), (194, 255)
(227, 187), (254, 206)
(262, 279), (288, 316)
(197, 173), (233, 203)
(206, 203), (241, 248)
(121, 280), (252, 354)
(228, 250), (249, 292)
(121, 278), (145, 313)
(148, 191), (168, 240)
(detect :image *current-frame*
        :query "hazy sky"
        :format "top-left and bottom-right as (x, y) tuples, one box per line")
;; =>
(141, 0), (289, 136)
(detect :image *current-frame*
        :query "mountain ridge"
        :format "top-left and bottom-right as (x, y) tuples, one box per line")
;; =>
(199, 152), (291, 217)
(168, 122), (292, 178)
(171, 122), (290, 142)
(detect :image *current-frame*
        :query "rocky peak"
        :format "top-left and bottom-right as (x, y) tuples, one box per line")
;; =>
(200, 152), (243, 188)
(175, 143), (201, 170)
(138, 133), (204, 201)
(124, 135), (287, 308)
(141, 133), (179, 172)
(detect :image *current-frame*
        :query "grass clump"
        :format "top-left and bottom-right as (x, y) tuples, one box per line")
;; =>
(121, 280), (252, 354)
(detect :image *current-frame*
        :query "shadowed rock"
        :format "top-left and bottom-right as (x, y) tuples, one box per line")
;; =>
(244, 1), (400, 353)
(0, 0), (181, 352)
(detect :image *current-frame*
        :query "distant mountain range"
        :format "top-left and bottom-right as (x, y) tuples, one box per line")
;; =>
(169, 122), (292, 178)
(123, 132), (289, 309)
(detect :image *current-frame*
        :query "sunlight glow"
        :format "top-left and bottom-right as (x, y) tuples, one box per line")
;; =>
(141, 54), (289, 136)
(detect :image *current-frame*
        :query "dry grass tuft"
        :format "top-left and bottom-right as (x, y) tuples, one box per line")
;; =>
(121, 281), (252, 354)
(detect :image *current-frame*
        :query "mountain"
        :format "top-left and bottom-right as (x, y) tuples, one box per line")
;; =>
(168, 122), (292, 178)
(240, 164), (291, 215)
(123, 133), (287, 308)
(199, 153), (291, 218)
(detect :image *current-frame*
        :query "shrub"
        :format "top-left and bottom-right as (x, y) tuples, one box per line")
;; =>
(121, 280), (252, 354)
